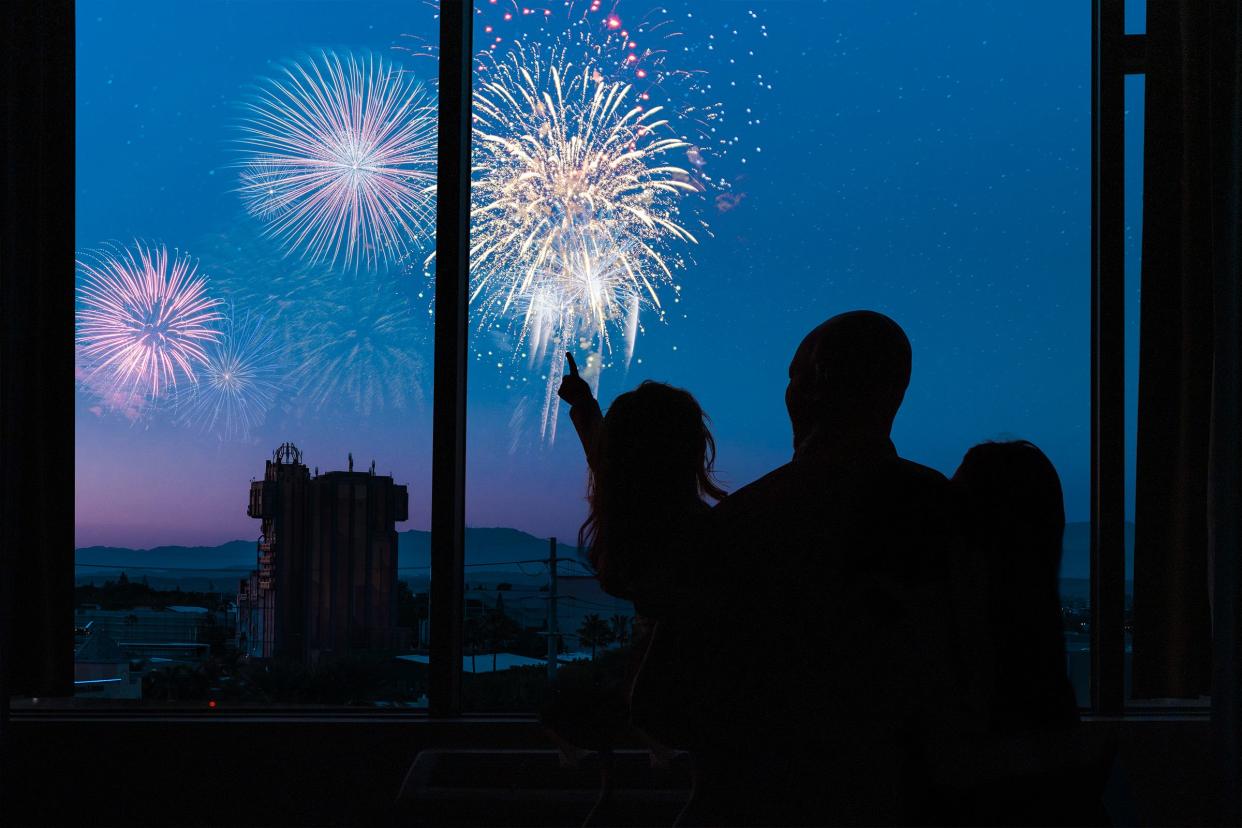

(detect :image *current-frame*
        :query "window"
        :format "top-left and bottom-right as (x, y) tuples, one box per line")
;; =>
(461, 1), (1090, 711)
(72, 0), (437, 706)
(12, 0), (1130, 716)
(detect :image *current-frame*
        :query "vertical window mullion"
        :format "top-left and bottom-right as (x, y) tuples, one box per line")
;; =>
(429, 0), (473, 718)
(1091, 0), (1126, 715)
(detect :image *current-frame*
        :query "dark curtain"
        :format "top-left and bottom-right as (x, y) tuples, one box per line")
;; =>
(1132, 0), (1241, 821)
(1132, 3), (1237, 700)
(1204, 2), (1242, 823)
(1, 0), (75, 706)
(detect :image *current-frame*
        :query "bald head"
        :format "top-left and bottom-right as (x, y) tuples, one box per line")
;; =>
(785, 310), (912, 448)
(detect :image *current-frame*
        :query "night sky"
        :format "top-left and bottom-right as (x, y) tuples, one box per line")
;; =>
(76, 1), (1136, 554)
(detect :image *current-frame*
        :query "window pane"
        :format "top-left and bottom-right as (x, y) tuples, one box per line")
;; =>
(1125, 0), (1146, 36)
(465, 2), (1089, 712)
(73, 0), (436, 707)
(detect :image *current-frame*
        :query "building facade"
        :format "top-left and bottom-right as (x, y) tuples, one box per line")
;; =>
(238, 443), (409, 662)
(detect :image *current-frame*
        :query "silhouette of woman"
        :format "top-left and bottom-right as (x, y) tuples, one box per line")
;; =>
(951, 441), (1108, 826)
(953, 440), (1078, 737)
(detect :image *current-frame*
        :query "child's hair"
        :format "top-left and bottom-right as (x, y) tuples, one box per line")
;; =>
(579, 381), (726, 597)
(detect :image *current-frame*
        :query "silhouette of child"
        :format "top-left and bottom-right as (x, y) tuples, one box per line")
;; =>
(541, 354), (726, 764)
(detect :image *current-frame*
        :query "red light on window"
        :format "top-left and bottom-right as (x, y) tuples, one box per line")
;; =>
(208, 700), (217, 709)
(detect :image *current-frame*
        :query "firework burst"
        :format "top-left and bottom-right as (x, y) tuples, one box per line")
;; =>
(514, 235), (647, 439)
(286, 272), (428, 416)
(174, 309), (285, 441)
(237, 50), (437, 270)
(76, 241), (223, 411)
(467, 41), (700, 438)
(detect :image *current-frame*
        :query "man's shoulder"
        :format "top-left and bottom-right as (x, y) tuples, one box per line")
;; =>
(713, 461), (801, 516)
(717, 455), (949, 505)
(890, 456), (951, 489)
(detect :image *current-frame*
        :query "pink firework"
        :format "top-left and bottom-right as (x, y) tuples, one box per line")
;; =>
(76, 242), (224, 407)
(237, 51), (437, 270)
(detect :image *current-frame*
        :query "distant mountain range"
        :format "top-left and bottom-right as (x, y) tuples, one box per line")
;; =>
(75, 528), (581, 579)
(75, 521), (1132, 591)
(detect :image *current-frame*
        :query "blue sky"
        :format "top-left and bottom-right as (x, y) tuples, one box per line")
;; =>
(76, 1), (1115, 550)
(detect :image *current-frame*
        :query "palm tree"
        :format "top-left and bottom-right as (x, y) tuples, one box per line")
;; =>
(609, 614), (632, 647)
(464, 616), (483, 674)
(482, 608), (521, 672)
(577, 614), (613, 660)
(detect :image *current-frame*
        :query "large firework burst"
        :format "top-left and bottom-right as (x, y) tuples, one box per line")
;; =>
(76, 241), (223, 410)
(468, 41), (700, 438)
(237, 50), (437, 270)
(173, 309), (285, 441)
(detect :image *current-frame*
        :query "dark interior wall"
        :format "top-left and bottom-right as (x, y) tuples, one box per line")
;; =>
(1109, 718), (1216, 827)
(2, 718), (545, 827)
(0, 717), (1217, 827)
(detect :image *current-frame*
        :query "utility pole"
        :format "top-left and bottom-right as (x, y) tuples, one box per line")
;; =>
(547, 536), (558, 683)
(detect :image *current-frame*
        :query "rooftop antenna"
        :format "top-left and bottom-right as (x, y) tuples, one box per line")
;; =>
(273, 442), (302, 466)
(370, 460), (375, 475)
(348, 452), (354, 472)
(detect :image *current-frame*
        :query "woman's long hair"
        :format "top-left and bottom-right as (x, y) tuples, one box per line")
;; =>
(954, 440), (1067, 592)
(953, 439), (1075, 733)
(579, 381), (726, 598)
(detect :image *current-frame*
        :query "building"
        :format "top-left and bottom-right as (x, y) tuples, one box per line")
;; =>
(238, 442), (409, 663)
(73, 605), (221, 646)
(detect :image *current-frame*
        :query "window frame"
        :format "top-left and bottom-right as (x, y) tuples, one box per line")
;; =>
(0, 0), (1174, 721)
(1091, 0), (1147, 715)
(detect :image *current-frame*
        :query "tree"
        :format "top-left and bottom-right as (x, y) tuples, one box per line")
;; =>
(464, 616), (483, 674)
(481, 608), (521, 672)
(396, 580), (428, 633)
(577, 614), (613, 660)
(609, 614), (632, 647)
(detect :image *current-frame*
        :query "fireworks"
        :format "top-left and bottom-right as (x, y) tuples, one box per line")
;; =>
(286, 273), (428, 416)
(237, 50), (437, 270)
(76, 241), (223, 409)
(174, 309), (285, 441)
(469, 41), (701, 438)
(191, 228), (429, 418)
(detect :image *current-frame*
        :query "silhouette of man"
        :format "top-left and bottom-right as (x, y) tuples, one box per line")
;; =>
(677, 311), (971, 826)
